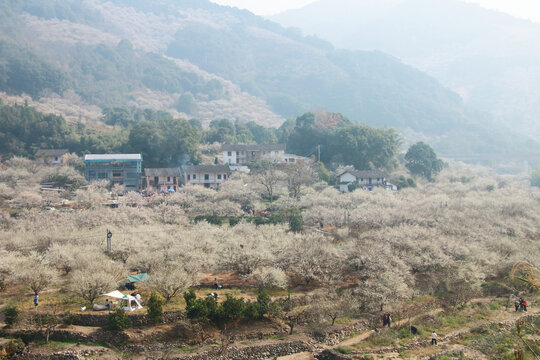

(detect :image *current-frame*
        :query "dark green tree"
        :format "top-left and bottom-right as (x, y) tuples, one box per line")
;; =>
(147, 291), (164, 324)
(405, 142), (444, 180)
(108, 307), (132, 331)
(289, 213), (304, 232)
(101, 106), (133, 126)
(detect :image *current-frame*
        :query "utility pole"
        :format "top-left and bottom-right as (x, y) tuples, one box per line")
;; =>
(106, 229), (112, 253)
(317, 145), (321, 163)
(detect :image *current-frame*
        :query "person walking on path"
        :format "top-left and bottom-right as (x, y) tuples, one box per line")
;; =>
(515, 300), (520, 312)
(523, 299), (528, 312)
(34, 294), (39, 308)
(431, 331), (438, 345)
(387, 313), (392, 328)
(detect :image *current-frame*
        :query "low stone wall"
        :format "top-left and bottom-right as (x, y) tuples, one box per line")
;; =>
(169, 341), (311, 360)
(310, 321), (367, 345)
(63, 310), (184, 327)
(1, 329), (130, 347)
(12, 341), (311, 360)
(13, 349), (108, 360)
(315, 350), (351, 360)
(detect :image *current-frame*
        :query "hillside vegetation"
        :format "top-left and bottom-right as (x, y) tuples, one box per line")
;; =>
(0, 0), (537, 157)
(272, 0), (540, 142)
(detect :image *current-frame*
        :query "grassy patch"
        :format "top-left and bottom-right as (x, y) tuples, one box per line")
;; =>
(176, 345), (195, 353)
(488, 301), (502, 311)
(334, 317), (352, 324)
(438, 313), (468, 328)
(265, 334), (286, 340)
(334, 346), (352, 354)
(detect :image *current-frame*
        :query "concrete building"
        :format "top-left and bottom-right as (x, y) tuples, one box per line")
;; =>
(35, 149), (69, 165)
(220, 144), (286, 165)
(84, 154), (143, 191)
(182, 165), (231, 189)
(143, 168), (181, 192)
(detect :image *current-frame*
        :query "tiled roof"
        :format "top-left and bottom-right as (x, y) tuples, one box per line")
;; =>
(144, 168), (182, 177)
(339, 169), (388, 178)
(35, 149), (69, 157)
(221, 144), (286, 152)
(84, 154), (142, 161)
(182, 165), (231, 173)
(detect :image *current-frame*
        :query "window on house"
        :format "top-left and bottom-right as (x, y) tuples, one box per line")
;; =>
(54, 156), (59, 161)
(204, 174), (209, 180)
(187, 174), (191, 181)
(223, 174), (227, 180)
(193, 174), (197, 179)
(217, 174), (222, 180)
(228, 151), (232, 156)
(172, 177), (176, 183)
(154, 176), (159, 184)
(167, 176), (171, 182)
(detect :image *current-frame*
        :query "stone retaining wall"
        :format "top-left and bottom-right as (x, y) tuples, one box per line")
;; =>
(12, 341), (312, 360)
(314, 350), (351, 360)
(310, 321), (367, 345)
(169, 341), (312, 360)
(62, 310), (184, 327)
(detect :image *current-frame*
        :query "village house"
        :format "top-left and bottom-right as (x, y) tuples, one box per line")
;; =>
(182, 164), (231, 189)
(338, 169), (389, 192)
(220, 144), (286, 165)
(143, 168), (182, 192)
(84, 154), (143, 191)
(35, 149), (69, 165)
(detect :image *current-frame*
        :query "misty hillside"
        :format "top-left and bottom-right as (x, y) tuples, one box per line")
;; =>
(272, 0), (540, 141)
(0, 0), (537, 156)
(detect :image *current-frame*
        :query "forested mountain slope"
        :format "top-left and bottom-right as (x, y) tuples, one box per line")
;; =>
(272, 0), (540, 141)
(0, 0), (537, 156)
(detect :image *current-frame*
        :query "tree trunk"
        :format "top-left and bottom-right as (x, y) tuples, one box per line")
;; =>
(288, 323), (294, 335)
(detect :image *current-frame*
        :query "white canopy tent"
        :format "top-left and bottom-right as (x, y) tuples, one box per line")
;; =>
(102, 290), (143, 312)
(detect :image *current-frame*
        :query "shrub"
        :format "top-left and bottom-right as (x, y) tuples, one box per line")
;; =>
(489, 301), (502, 311)
(221, 294), (246, 322)
(288, 213), (304, 232)
(108, 307), (132, 330)
(256, 290), (271, 316)
(183, 289), (196, 307)
(147, 291), (164, 324)
(0, 277), (6, 292)
(228, 217), (241, 226)
(3, 305), (19, 326)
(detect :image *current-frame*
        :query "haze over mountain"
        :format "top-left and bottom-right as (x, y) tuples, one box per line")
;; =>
(272, 0), (540, 141)
(0, 0), (537, 158)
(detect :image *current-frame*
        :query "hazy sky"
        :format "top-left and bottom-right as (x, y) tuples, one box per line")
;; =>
(210, 0), (540, 23)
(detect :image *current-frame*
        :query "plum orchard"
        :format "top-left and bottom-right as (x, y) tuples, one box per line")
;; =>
(0, 158), (538, 316)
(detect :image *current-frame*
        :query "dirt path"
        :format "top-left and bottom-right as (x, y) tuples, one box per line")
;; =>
(351, 308), (540, 359)
(333, 308), (444, 348)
